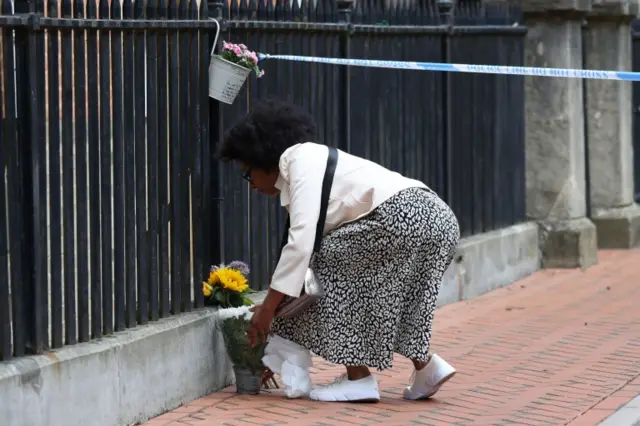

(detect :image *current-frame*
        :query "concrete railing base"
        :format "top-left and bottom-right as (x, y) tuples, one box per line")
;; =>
(0, 309), (233, 426)
(438, 221), (540, 306)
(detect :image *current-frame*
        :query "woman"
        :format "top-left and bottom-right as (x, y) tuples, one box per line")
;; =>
(217, 99), (460, 403)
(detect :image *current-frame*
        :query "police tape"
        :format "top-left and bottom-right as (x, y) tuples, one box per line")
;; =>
(257, 53), (640, 81)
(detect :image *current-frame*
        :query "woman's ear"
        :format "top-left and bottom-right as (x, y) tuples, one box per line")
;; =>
(247, 168), (281, 196)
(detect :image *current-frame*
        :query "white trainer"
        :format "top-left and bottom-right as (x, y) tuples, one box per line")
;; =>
(309, 373), (381, 402)
(403, 353), (456, 400)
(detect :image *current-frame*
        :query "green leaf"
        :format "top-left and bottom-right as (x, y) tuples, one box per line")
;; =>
(229, 292), (244, 308)
(214, 289), (226, 305)
(242, 296), (254, 306)
(214, 290), (232, 308)
(208, 287), (219, 305)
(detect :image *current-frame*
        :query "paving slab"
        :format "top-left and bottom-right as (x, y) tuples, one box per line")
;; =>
(142, 249), (640, 426)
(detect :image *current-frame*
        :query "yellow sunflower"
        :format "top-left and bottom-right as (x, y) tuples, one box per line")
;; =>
(202, 281), (213, 297)
(213, 267), (248, 293)
(207, 270), (219, 286)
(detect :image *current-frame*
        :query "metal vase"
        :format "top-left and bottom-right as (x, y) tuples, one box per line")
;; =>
(233, 368), (262, 395)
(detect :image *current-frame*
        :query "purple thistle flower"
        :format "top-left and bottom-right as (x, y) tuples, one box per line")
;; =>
(227, 260), (250, 277)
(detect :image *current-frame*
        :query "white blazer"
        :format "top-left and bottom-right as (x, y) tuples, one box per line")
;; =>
(270, 142), (429, 297)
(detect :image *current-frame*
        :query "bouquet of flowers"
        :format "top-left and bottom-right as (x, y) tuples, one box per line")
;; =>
(203, 260), (255, 308)
(220, 41), (265, 78)
(218, 306), (267, 372)
(203, 261), (276, 394)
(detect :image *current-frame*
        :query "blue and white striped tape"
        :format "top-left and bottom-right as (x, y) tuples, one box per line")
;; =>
(258, 53), (640, 81)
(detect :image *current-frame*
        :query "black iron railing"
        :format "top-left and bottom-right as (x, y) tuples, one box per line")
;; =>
(0, 0), (214, 360)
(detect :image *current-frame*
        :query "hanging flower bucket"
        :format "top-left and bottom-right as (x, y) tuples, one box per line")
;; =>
(209, 41), (265, 105)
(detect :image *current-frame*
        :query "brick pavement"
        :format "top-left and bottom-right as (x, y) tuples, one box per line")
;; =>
(142, 249), (640, 426)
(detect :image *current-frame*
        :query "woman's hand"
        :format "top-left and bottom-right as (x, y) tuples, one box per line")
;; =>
(248, 304), (275, 347)
(247, 288), (285, 346)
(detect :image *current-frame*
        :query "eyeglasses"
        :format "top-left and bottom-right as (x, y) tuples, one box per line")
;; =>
(241, 168), (252, 184)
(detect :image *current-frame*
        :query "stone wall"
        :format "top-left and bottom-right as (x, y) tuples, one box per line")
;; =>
(499, 0), (640, 267)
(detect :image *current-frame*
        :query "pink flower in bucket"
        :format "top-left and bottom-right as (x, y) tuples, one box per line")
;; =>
(220, 41), (265, 78)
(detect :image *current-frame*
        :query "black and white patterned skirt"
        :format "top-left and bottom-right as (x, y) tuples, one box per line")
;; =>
(271, 187), (460, 371)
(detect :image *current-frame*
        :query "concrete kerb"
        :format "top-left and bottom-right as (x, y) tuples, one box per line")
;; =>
(599, 394), (640, 426)
(0, 309), (233, 426)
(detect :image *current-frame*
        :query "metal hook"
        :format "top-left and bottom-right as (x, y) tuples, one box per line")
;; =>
(208, 18), (221, 57)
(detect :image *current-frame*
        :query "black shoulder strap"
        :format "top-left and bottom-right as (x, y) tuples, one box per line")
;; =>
(278, 146), (339, 258)
(314, 146), (338, 252)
